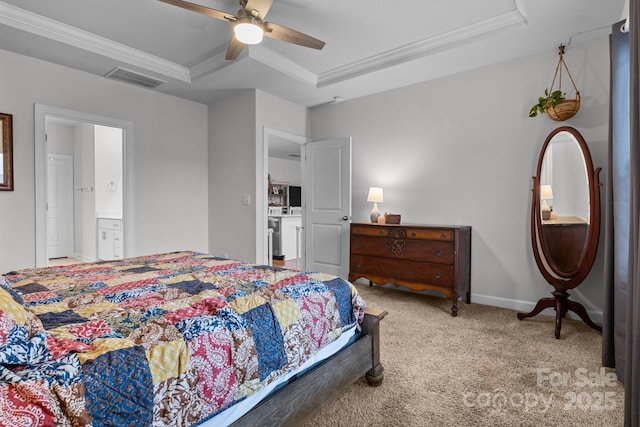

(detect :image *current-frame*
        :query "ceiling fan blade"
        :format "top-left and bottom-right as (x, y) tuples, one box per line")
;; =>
(158, 0), (235, 22)
(263, 22), (325, 50)
(244, 0), (274, 20)
(226, 36), (246, 60)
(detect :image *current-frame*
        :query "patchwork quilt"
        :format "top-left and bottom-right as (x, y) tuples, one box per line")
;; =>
(0, 251), (365, 426)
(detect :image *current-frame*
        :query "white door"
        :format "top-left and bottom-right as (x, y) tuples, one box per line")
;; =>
(304, 137), (352, 278)
(47, 154), (73, 259)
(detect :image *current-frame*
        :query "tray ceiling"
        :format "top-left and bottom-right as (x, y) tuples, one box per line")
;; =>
(0, 0), (625, 106)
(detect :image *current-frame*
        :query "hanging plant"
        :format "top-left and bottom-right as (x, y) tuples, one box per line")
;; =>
(529, 89), (566, 117)
(529, 45), (580, 121)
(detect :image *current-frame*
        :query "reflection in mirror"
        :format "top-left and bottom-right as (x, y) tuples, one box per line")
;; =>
(518, 126), (602, 339)
(539, 131), (590, 275)
(540, 132), (589, 222)
(0, 113), (13, 191)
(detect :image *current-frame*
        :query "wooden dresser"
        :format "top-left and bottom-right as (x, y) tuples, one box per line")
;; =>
(349, 223), (471, 316)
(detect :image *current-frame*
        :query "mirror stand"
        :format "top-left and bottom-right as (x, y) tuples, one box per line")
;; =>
(518, 126), (602, 339)
(517, 290), (602, 339)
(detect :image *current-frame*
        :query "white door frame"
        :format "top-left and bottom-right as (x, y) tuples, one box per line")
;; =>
(34, 104), (135, 267)
(258, 127), (306, 265)
(47, 153), (74, 260)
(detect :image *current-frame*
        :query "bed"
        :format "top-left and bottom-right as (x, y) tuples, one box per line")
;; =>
(0, 251), (385, 426)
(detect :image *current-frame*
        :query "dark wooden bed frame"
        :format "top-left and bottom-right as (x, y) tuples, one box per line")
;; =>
(230, 308), (387, 426)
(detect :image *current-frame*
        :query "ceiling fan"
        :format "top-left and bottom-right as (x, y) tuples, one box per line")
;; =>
(159, 0), (325, 60)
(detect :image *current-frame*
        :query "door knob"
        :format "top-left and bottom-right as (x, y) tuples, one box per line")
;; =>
(342, 216), (349, 221)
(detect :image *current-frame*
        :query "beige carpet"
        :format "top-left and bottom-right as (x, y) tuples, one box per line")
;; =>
(303, 282), (624, 427)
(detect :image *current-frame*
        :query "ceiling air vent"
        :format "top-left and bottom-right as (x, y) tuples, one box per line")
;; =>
(104, 67), (166, 89)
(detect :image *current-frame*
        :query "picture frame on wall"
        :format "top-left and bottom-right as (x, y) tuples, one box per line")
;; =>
(0, 112), (13, 191)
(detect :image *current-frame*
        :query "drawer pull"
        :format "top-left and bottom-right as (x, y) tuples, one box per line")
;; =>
(379, 230), (384, 235)
(435, 250), (443, 257)
(435, 272), (443, 280)
(411, 232), (416, 237)
(440, 233), (446, 239)
(356, 263), (363, 268)
(357, 244), (363, 249)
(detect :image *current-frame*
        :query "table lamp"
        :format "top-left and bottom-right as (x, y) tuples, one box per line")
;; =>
(367, 187), (384, 223)
(540, 184), (554, 220)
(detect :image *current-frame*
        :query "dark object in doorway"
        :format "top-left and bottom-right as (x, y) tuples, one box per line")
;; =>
(289, 186), (301, 207)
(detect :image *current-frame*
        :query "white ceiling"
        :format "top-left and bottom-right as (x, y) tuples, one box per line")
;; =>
(0, 0), (625, 107)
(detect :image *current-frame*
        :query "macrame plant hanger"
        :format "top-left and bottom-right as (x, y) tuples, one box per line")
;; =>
(546, 44), (580, 121)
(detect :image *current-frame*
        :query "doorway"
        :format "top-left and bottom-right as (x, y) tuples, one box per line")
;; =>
(260, 129), (353, 278)
(35, 104), (133, 268)
(265, 129), (305, 268)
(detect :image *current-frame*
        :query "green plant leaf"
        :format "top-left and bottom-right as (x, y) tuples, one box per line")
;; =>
(529, 88), (569, 118)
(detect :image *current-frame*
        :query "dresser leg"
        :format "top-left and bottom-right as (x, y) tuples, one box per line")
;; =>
(451, 300), (458, 317)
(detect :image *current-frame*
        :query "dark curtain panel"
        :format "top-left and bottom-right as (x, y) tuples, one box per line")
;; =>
(603, 21), (630, 373)
(604, 4), (640, 425)
(626, 0), (640, 423)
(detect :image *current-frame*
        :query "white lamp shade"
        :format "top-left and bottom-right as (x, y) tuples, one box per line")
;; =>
(540, 184), (554, 200)
(367, 187), (384, 203)
(234, 22), (264, 45)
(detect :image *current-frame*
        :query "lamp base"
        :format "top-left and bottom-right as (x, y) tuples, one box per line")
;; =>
(370, 202), (380, 223)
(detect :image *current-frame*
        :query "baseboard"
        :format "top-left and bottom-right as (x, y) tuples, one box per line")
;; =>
(471, 293), (603, 324)
(352, 279), (605, 325)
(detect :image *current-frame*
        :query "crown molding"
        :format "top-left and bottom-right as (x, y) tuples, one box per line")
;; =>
(0, 1), (191, 82)
(317, 8), (528, 88)
(189, 46), (236, 79)
(249, 45), (317, 85)
(190, 43), (317, 85)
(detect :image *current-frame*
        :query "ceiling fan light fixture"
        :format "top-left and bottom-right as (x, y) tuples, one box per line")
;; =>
(234, 20), (264, 45)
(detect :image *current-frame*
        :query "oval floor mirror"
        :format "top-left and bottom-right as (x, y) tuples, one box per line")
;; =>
(517, 126), (602, 339)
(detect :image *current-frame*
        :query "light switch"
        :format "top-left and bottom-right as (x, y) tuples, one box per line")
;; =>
(242, 194), (251, 205)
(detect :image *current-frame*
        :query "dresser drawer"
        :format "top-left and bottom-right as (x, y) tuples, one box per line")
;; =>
(351, 225), (389, 237)
(353, 235), (455, 264)
(405, 228), (453, 241)
(397, 239), (454, 264)
(350, 255), (454, 287)
(351, 235), (388, 257)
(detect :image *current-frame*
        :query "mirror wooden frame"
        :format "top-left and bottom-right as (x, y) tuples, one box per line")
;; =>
(0, 113), (13, 191)
(518, 126), (602, 338)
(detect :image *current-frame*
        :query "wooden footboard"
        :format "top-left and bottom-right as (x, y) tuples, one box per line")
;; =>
(230, 307), (387, 426)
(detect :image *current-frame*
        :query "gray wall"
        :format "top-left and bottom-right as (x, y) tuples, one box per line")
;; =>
(208, 89), (308, 263)
(0, 48), (209, 272)
(269, 157), (301, 186)
(309, 37), (610, 320)
(208, 90), (257, 262)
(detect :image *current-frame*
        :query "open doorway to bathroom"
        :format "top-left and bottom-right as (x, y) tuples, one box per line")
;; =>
(45, 119), (123, 266)
(35, 105), (132, 268)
